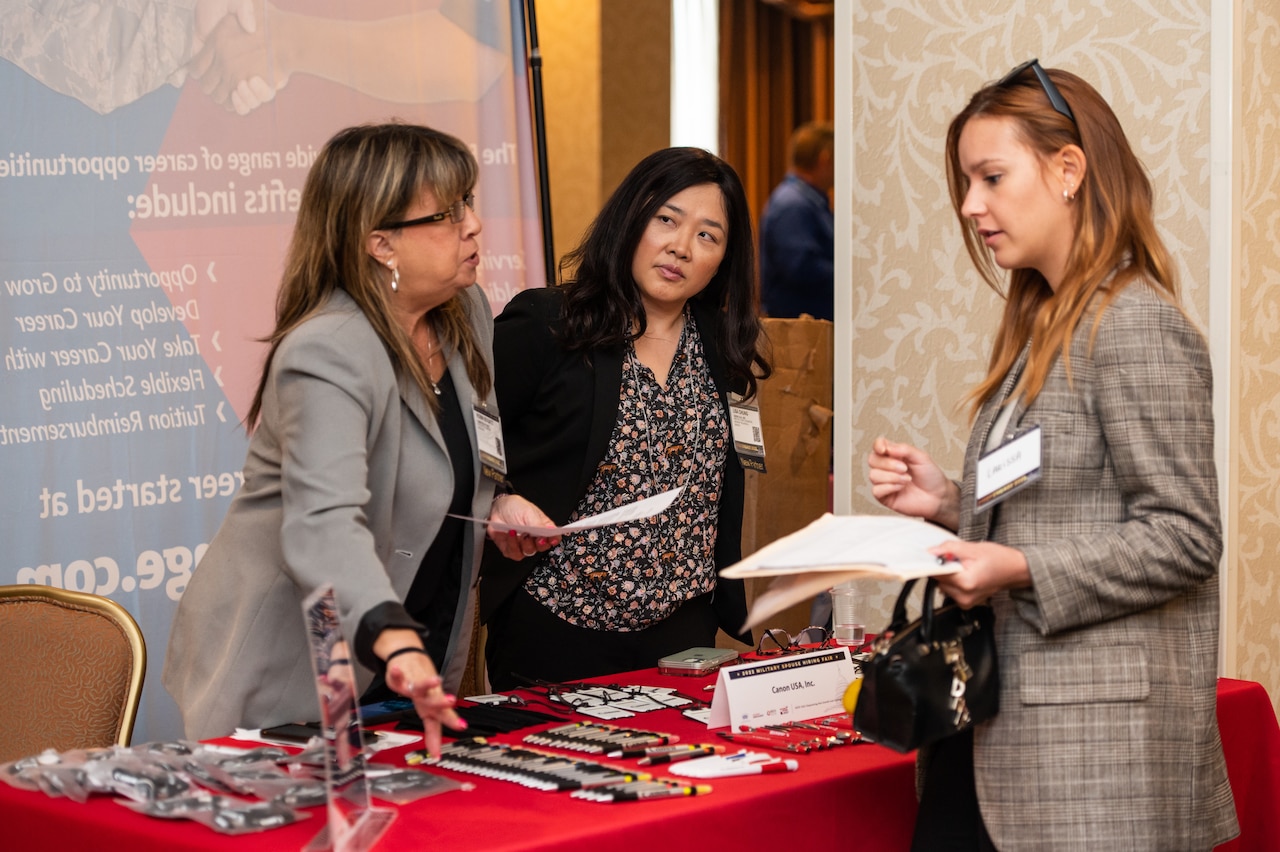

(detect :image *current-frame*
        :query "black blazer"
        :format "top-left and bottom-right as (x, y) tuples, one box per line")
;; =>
(479, 286), (750, 642)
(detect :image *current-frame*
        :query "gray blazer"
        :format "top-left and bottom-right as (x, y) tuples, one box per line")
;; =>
(163, 286), (497, 740)
(954, 281), (1237, 849)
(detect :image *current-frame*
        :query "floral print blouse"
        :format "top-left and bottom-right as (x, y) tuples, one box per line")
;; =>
(522, 315), (727, 630)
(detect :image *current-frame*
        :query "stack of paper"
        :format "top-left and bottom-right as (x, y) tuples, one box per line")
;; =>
(719, 513), (960, 631)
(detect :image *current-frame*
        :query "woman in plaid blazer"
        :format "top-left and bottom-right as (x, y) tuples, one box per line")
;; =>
(867, 62), (1238, 850)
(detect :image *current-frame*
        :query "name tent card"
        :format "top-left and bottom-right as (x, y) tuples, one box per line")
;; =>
(707, 648), (859, 730)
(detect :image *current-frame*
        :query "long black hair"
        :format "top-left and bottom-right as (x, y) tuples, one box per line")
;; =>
(557, 147), (771, 398)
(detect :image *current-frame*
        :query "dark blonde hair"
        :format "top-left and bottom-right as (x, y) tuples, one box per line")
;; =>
(945, 66), (1180, 418)
(247, 122), (489, 428)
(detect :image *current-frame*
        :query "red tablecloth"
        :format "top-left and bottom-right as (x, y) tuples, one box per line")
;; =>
(1, 676), (1275, 851)
(1215, 678), (1280, 851)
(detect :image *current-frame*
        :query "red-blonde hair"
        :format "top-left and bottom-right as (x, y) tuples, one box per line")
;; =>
(945, 66), (1181, 419)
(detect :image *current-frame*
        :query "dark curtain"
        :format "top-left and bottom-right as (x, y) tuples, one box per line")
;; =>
(719, 0), (834, 225)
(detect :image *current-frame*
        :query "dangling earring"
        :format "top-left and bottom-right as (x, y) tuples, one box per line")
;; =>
(388, 263), (399, 293)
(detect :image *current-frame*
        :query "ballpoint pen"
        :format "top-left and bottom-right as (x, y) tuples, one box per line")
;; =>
(717, 731), (808, 753)
(637, 746), (722, 766)
(581, 783), (712, 802)
(608, 784), (711, 801)
(607, 743), (716, 759)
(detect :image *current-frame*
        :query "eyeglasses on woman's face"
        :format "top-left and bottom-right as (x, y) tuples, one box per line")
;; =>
(380, 193), (475, 229)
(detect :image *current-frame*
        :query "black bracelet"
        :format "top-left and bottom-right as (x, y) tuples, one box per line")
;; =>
(384, 646), (430, 665)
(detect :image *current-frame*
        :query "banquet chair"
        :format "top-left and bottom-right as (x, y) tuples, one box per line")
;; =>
(0, 585), (147, 763)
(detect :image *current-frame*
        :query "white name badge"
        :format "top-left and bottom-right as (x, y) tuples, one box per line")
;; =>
(472, 405), (508, 481)
(728, 393), (766, 473)
(707, 647), (858, 730)
(974, 425), (1041, 513)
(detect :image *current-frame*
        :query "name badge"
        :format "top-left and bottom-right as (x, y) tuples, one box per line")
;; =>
(974, 425), (1041, 513)
(472, 405), (508, 483)
(707, 647), (858, 730)
(728, 394), (766, 473)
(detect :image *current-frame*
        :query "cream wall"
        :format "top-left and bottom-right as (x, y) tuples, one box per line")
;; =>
(1238, 0), (1280, 706)
(538, 0), (671, 265)
(538, 0), (602, 266)
(835, 1), (1279, 711)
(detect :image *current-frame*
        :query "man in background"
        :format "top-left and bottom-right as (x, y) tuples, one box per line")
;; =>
(758, 121), (835, 321)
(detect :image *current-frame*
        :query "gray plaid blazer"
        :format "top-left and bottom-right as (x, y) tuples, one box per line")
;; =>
(951, 281), (1238, 850)
(165, 287), (497, 740)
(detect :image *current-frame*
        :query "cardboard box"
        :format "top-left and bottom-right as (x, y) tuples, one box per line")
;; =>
(719, 317), (834, 651)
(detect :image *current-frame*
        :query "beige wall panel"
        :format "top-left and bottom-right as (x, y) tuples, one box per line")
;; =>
(539, 0), (603, 267)
(538, 1), (671, 267)
(601, 0), (672, 197)
(1238, 0), (1280, 704)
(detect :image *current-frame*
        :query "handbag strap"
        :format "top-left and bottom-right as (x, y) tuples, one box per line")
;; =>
(887, 578), (918, 633)
(887, 576), (941, 642)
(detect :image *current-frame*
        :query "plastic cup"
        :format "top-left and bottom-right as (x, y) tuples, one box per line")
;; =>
(830, 585), (864, 646)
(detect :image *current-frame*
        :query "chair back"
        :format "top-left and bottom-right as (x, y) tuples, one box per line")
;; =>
(0, 585), (146, 762)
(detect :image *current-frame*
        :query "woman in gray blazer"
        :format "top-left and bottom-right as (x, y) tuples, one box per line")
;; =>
(163, 123), (553, 757)
(868, 62), (1237, 850)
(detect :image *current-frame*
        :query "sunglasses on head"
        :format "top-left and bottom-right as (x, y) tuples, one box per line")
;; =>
(998, 58), (1076, 125)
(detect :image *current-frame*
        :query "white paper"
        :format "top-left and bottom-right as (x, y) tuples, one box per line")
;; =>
(669, 752), (793, 778)
(722, 513), (962, 631)
(707, 648), (858, 730)
(682, 707), (712, 724)
(449, 486), (684, 536)
(574, 704), (636, 720)
(720, 513), (960, 579)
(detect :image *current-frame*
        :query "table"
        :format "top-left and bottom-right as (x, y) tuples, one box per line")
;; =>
(1, 676), (1275, 851)
(1216, 678), (1280, 851)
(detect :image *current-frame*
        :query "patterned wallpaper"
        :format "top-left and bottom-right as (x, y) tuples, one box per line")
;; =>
(842, 1), (1279, 708)
(1239, 0), (1280, 705)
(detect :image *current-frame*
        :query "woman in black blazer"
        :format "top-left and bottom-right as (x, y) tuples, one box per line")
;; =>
(482, 148), (771, 690)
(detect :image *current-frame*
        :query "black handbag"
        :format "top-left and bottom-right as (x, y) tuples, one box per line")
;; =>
(853, 577), (999, 753)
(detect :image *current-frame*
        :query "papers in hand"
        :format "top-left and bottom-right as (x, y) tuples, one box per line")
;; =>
(719, 513), (961, 631)
(451, 486), (684, 536)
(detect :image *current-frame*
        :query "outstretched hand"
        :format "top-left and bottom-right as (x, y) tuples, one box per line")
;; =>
(382, 647), (464, 760)
(867, 435), (960, 531)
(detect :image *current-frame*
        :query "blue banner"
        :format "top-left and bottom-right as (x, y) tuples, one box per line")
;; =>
(1, 0), (544, 742)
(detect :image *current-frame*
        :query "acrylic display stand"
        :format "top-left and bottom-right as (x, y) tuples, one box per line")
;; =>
(300, 585), (396, 852)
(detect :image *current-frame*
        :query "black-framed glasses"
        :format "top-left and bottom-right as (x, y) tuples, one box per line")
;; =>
(998, 58), (1075, 125)
(379, 193), (475, 229)
(755, 625), (833, 656)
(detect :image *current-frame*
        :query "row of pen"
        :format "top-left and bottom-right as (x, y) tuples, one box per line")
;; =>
(406, 716), (862, 803)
